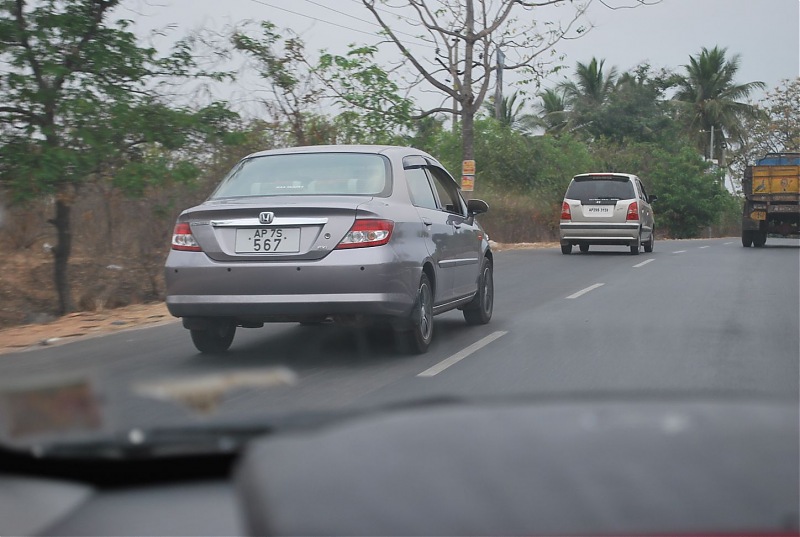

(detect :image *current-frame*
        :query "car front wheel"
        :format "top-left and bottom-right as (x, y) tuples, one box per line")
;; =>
(190, 322), (236, 354)
(463, 258), (494, 326)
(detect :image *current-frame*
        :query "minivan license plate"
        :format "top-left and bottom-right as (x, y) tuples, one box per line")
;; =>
(235, 227), (301, 253)
(583, 205), (612, 217)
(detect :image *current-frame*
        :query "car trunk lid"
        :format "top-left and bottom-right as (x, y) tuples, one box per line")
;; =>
(181, 196), (370, 261)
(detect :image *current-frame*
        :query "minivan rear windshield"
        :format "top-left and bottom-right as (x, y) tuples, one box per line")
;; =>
(565, 176), (635, 201)
(211, 153), (391, 198)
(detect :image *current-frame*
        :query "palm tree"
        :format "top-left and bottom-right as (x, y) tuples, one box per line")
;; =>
(559, 58), (618, 107)
(671, 46), (766, 164)
(556, 57), (618, 134)
(483, 91), (537, 133)
(533, 88), (570, 134)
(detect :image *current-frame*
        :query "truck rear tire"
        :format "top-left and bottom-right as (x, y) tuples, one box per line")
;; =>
(753, 231), (767, 247)
(741, 231), (753, 247)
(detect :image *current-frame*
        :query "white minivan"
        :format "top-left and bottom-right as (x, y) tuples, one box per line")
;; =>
(559, 173), (657, 255)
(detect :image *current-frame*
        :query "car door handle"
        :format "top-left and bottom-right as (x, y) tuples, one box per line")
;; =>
(422, 218), (433, 226)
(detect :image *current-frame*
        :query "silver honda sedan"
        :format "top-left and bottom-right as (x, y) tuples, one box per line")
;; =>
(165, 145), (493, 354)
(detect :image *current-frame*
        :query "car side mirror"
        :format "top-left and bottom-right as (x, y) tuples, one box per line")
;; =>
(648, 195), (658, 203)
(467, 198), (489, 215)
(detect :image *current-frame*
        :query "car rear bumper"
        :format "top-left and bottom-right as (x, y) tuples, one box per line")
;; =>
(164, 247), (420, 321)
(559, 222), (641, 244)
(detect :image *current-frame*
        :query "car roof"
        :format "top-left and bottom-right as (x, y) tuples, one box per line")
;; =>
(245, 145), (434, 160)
(573, 173), (638, 181)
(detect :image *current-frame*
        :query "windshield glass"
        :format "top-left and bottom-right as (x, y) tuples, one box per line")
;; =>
(0, 5), (798, 531)
(211, 153), (391, 198)
(565, 176), (636, 200)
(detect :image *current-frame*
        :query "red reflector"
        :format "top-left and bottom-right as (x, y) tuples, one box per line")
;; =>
(561, 201), (572, 220)
(336, 219), (394, 249)
(171, 222), (202, 251)
(626, 201), (639, 221)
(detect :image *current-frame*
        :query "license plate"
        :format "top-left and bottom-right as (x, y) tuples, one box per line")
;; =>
(235, 227), (301, 253)
(750, 210), (767, 221)
(583, 205), (613, 217)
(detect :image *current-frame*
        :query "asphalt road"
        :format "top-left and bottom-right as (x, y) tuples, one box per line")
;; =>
(1, 238), (798, 437)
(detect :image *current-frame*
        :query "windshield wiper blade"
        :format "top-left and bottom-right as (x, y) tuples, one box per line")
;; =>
(31, 423), (276, 459)
(29, 395), (472, 459)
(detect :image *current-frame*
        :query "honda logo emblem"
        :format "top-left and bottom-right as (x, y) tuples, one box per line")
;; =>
(258, 211), (274, 224)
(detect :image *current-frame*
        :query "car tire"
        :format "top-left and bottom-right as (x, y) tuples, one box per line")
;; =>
(463, 258), (494, 326)
(402, 273), (434, 354)
(644, 232), (654, 253)
(741, 231), (753, 247)
(561, 242), (572, 254)
(190, 322), (236, 354)
(630, 234), (641, 255)
(579, 243), (590, 253)
(753, 231), (767, 247)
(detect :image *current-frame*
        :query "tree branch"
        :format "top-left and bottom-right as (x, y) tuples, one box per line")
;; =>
(361, 0), (457, 98)
(12, 0), (45, 90)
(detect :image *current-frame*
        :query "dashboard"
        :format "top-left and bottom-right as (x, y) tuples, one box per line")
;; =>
(1, 398), (798, 536)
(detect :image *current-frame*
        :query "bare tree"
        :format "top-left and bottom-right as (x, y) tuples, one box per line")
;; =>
(360, 0), (594, 169)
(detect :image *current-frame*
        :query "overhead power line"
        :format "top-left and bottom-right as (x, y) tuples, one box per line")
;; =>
(248, 0), (435, 50)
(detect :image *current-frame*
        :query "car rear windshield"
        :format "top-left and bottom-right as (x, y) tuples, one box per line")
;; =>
(210, 153), (391, 198)
(565, 175), (636, 201)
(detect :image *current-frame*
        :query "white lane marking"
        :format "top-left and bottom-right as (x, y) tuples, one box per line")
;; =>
(566, 283), (605, 299)
(673, 250), (687, 254)
(417, 331), (508, 377)
(633, 259), (655, 268)
(724, 241), (734, 245)
(699, 246), (710, 249)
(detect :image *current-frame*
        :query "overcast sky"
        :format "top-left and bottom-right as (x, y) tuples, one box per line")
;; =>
(123, 0), (800, 114)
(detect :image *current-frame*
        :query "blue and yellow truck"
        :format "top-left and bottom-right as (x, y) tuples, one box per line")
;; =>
(741, 153), (800, 247)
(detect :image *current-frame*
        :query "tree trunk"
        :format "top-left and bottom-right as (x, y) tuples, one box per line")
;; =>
(461, 106), (475, 162)
(459, 0), (475, 198)
(49, 189), (75, 315)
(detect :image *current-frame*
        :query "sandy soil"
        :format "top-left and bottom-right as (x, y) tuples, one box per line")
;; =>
(0, 302), (175, 355)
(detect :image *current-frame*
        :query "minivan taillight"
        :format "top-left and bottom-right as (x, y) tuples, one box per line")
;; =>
(560, 202), (572, 221)
(171, 222), (202, 251)
(626, 201), (639, 221)
(336, 219), (394, 249)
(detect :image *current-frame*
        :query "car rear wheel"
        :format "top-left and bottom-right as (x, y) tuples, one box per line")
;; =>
(561, 242), (572, 254)
(402, 273), (434, 354)
(190, 322), (236, 354)
(463, 258), (493, 326)
(644, 232), (654, 253)
(579, 243), (590, 253)
(630, 234), (641, 255)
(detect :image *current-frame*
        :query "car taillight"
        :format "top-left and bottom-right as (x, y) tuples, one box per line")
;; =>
(560, 202), (572, 220)
(626, 201), (639, 221)
(336, 219), (394, 249)
(171, 222), (202, 251)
